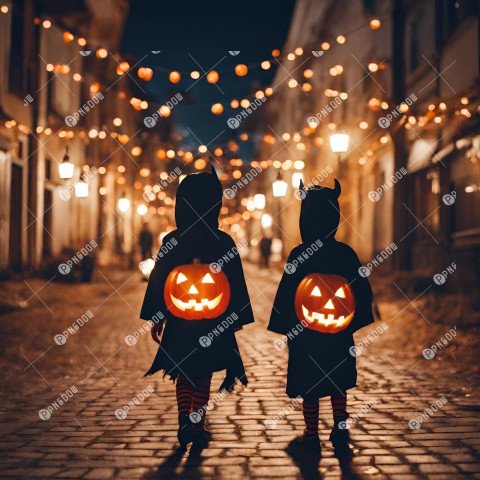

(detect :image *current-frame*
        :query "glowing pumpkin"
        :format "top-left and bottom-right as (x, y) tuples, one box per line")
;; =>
(164, 261), (231, 320)
(295, 273), (355, 333)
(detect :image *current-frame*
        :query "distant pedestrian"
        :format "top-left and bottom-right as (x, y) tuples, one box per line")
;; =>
(259, 236), (273, 268)
(139, 223), (153, 260)
(140, 166), (254, 449)
(268, 179), (374, 454)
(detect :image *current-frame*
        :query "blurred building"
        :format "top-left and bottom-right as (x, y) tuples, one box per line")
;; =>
(0, 0), (149, 274)
(259, 0), (479, 287)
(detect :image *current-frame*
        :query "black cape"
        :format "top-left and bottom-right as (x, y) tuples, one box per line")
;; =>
(268, 180), (374, 399)
(140, 168), (254, 389)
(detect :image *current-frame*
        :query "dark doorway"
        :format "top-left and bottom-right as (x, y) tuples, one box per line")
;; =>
(42, 189), (53, 258)
(9, 164), (23, 270)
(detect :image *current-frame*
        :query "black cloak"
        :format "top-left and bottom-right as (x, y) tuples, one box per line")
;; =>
(140, 167), (254, 389)
(268, 179), (374, 399)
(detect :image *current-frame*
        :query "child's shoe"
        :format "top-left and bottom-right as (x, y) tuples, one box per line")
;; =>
(330, 417), (352, 454)
(289, 430), (321, 450)
(192, 418), (212, 447)
(177, 413), (194, 448)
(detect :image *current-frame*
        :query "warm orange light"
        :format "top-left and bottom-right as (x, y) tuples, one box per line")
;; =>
(303, 69), (314, 79)
(116, 61), (130, 75)
(235, 64), (248, 76)
(131, 146), (142, 157)
(159, 105), (171, 117)
(195, 159), (207, 170)
(96, 48), (108, 59)
(138, 67), (153, 81)
(214, 148), (223, 156)
(63, 32), (74, 43)
(169, 71), (181, 83)
(261, 61), (271, 70)
(211, 103), (224, 115)
(231, 99), (239, 108)
(207, 70), (219, 83)
(272, 49), (281, 57)
(90, 82), (100, 93)
(370, 19), (381, 30)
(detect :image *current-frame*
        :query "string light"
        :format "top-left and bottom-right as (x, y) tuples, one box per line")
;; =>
(235, 64), (248, 76)
(211, 103), (224, 115)
(261, 61), (271, 70)
(96, 48), (108, 59)
(370, 19), (381, 30)
(190, 70), (200, 79)
(138, 67), (153, 81)
(207, 70), (219, 83)
(169, 71), (181, 83)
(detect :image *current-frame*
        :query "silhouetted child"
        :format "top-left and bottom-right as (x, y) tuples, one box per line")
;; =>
(140, 166), (254, 448)
(268, 179), (374, 452)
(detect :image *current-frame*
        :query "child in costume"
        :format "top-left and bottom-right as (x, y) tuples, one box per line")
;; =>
(268, 179), (374, 452)
(140, 166), (254, 447)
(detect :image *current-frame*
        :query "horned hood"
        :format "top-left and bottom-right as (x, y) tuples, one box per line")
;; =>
(299, 178), (341, 242)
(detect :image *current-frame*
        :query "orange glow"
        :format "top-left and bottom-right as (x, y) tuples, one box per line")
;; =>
(235, 64), (248, 76)
(138, 67), (153, 81)
(207, 70), (219, 83)
(211, 103), (224, 115)
(116, 61), (130, 75)
(169, 71), (181, 83)
(63, 32), (74, 43)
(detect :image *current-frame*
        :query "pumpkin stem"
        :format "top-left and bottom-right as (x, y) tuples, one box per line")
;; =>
(192, 257), (201, 264)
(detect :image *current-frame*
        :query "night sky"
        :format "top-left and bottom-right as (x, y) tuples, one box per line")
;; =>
(121, 0), (296, 157)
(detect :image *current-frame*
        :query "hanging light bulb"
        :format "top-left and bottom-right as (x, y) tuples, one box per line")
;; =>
(58, 146), (75, 179)
(329, 127), (350, 154)
(273, 172), (288, 198)
(118, 192), (130, 212)
(74, 175), (89, 198)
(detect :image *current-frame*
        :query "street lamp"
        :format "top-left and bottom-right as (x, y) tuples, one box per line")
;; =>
(118, 192), (130, 212)
(74, 175), (89, 198)
(329, 129), (350, 154)
(58, 146), (74, 179)
(272, 172), (288, 197)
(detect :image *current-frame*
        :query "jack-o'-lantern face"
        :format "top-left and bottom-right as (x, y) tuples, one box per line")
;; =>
(295, 273), (355, 333)
(164, 263), (231, 320)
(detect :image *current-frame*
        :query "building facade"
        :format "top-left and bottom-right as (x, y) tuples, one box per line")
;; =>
(257, 0), (479, 288)
(0, 0), (144, 274)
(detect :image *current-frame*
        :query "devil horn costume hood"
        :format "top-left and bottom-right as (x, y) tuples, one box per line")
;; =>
(299, 178), (341, 242)
(267, 177), (374, 399)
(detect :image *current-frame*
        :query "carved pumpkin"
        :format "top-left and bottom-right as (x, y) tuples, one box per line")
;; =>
(295, 273), (355, 333)
(164, 261), (231, 320)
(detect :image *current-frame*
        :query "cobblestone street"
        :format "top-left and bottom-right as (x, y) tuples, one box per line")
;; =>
(0, 262), (479, 479)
